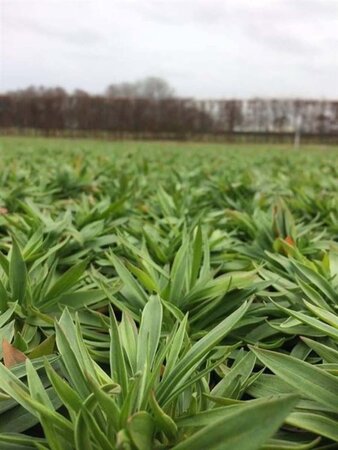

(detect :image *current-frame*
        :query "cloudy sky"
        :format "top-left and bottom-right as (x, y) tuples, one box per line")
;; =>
(1, 0), (338, 98)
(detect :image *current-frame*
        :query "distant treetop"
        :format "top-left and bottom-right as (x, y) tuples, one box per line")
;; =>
(105, 77), (175, 100)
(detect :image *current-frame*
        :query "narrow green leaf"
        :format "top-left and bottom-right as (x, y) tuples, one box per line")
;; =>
(28, 335), (55, 359)
(107, 252), (148, 308)
(44, 359), (83, 416)
(86, 375), (121, 432)
(109, 307), (128, 400)
(149, 391), (177, 440)
(127, 411), (154, 450)
(9, 238), (27, 306)
(172, 394), (298, 450)
(251, 347), (338, 411)
(190, 225), (203, 287)
(301, 337), (338, 363)
(287, 411), (338, 442)
(137, 295), (162, 371)
(44, 260), (87, 303)
(169, 237), (189, 305)
(303, 300), (338, 329)
(158, 300), (250, 405)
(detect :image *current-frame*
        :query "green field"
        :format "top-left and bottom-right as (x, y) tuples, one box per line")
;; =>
(0, 137), (337, 449)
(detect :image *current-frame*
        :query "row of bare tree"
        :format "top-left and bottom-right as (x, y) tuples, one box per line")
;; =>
(1, 83), (338, 136)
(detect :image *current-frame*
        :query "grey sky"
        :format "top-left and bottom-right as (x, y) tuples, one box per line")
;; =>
(1, 0), (338, 98)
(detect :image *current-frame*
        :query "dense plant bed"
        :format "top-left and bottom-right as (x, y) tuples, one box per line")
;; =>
(0, 138), (337, 449)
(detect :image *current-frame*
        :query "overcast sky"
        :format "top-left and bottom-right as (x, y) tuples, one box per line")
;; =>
(1, 0), (338, 98)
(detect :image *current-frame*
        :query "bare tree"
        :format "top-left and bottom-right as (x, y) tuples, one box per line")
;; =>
(1, 86), (338, 141)
(105, 77), (174, 100)
(135, 77), (174, 100)
(105, 82), (139, 99)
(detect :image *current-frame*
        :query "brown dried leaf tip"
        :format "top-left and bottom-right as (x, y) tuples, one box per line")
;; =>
(2, 339), (27, 368)
(284, 236), (295, 246)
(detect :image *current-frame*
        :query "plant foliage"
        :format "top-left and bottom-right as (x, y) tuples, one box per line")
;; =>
(0, 138), (337, 449)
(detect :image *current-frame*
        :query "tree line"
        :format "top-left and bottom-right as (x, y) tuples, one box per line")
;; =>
(1, 77), (338, 139)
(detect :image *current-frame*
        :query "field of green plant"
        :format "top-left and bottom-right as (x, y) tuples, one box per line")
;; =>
(0, 137), (337, 450)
